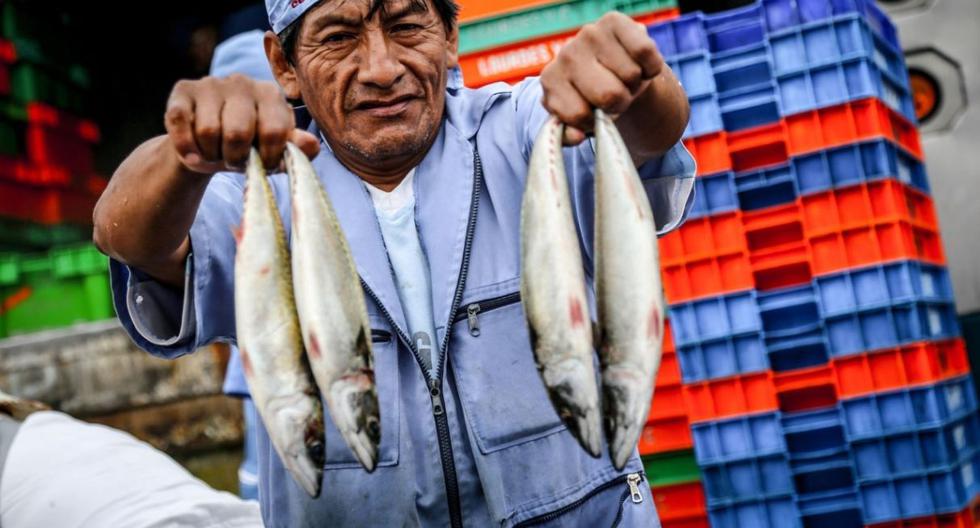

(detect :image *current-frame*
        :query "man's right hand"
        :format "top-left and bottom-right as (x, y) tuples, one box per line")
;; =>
(164, 74), (320, 174)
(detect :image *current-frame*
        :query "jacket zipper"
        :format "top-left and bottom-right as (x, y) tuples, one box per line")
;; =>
(453, 291), (522, 337)
(357, 148), (482, 528)
(514, 472), (645, 528)
(371, 329), (392, 343)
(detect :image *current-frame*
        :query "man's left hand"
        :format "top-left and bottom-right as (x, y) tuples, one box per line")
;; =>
(540, 12), (668, 146)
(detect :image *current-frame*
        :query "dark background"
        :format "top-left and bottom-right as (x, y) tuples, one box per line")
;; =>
(48, 0), (753, 176)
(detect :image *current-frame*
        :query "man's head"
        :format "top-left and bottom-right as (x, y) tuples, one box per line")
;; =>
(264, 0), (460, 179)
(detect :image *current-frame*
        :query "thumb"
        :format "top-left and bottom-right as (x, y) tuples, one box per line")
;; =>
(289, 129), (321, 160)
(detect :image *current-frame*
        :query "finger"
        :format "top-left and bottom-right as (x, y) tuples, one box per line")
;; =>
(164, 83), (203, 167)
(592, 28), (647, 95)
(289, 129), (321, 160)
(220, 95), (257, 171)
(562, 126), (587, 146)
(193, 88), (224, 163)
(254, 82), (293, 169)
(540, 74), (593, 133)
(615, 20), (664, 79)
(569, 61), (633, 116)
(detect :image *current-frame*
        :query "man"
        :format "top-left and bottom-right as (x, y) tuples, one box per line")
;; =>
(0, 391), (263, 527)
(93, 0), (695, 525)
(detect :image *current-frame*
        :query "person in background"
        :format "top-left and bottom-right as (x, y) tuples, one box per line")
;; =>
(0, 390), (263, 527)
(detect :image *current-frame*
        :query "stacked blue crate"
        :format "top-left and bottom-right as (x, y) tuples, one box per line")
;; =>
(646, 0), (978, 525)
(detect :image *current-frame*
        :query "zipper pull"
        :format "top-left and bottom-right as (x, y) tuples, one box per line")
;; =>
(626, 473), (643, 504)
(467, 303), (481, 337)
(429, 379), (445, 416)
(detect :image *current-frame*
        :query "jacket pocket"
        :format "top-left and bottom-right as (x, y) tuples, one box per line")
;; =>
(323, 324), (400, 469)
(450, 291), (567, 454)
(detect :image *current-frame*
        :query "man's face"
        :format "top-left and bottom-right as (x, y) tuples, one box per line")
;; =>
(290, 0), (458, 166)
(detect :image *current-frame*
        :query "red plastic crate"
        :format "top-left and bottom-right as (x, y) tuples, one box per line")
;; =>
(0, 157), (73, 187)
(683, 98), (922, 176)
(680, 339), (968, 424)
(0, 178), (98, 225)
(0, 64), (8, 96)
(866, 494), (980, 528)
(0, 40), (14, 63)
(23, 103), (99, 176)
(459, 9), (679, 87)
(651, 481), (709, 528)
(641, 322), (695, 455)
(659, 179), (944, 304)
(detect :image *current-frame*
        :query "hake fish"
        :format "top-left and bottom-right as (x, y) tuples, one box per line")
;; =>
(234, 149), (325, 497)
(285, 142), (381, 472)
(520, 117), (603, 457)
(593, 109), (665, 470)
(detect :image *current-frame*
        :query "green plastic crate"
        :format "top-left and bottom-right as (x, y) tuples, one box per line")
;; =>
(0, 218), (90, 251)
(10, 37), (89, 89)
(10, 63), (87, 114)
(642, 450), (700, 488)
(0, 243), (113, 338)
(1, 3), (73, 48)
(459, 0), (677, 54)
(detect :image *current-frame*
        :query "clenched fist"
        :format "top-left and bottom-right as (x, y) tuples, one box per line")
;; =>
(541, 12), (668, 145)
(164, 74), (320, 174)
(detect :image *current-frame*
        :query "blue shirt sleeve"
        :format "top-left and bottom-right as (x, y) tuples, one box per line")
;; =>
(109, 173), (245, 359)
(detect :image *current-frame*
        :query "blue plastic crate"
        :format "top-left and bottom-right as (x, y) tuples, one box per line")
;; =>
(768, 15), (905, 81)
(816, 261), (954, 316)
(677, 331), (768, 382)
(718, 82), (781, 131)
(692, 412), (785, 464)
(670, 290), (762, 347)
(841, 375), (978, 440)
(649, 14), (708, 59)
(793, 139), (929, 195)
(783, 408), (847, 461)
(704, 2), (768, 53)
(708, 495), (802, 528)
(850, 412), (980, 481)
(766, 329), (830, 372)
(688, 171), (738, 219)
(685, 93), (724, 137)
(776, 57), (914, 120)
(712, 43), (773, 94)
(702, 452), (794, 504)
(792, 451), (856, 497)
(735, 162), (798, 211)
(671, 53), (715, 98)
(796, 488), (864, 528)
(793, 0), (898, 50)
(857, 450), (980, 523)
(823, 300), (959, 357)
(758, 283), (821, 336)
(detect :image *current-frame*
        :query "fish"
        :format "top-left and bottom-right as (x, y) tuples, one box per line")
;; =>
(520, 116), (603, 458)
(593, 109), (665, 471)
(234, 148), (325, 497)
(285, 142), (380, 473)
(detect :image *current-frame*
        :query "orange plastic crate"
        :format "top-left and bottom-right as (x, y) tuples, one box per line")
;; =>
(641, 322), (695, 455)
(458, 0), (563, 23)
(0, 178), (98, 225)
(659, 180), (944, 304)
(459, 9), (679, 87)
(683, 98), (922, 176)
(651, 481), (709, 527)
(831, 339), (969, 399)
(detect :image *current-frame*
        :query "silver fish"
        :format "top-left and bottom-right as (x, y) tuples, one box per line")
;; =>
(234, 149), (325, 497)
(286, 142), (380, 472)
(520, 117), (603, 457)
(594, 109), (665, 470)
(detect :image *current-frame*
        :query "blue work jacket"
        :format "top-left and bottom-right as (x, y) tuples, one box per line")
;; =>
(110, 77), (696, 527)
